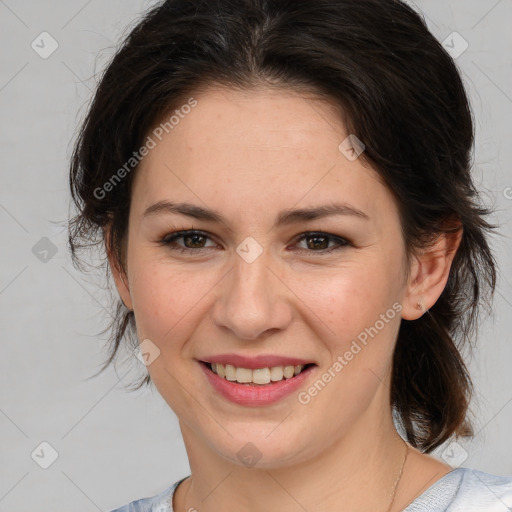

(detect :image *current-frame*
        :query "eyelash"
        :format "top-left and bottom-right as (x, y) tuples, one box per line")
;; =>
(159, 229), (351, 255)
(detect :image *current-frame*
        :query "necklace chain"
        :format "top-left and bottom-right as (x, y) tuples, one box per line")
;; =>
(386, 439), (409, 512)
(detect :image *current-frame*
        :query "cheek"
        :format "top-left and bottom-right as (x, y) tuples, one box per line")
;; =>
(128, 257), (210, 345)
(296, 259), (401, 348)
(295, 268), (402, 416)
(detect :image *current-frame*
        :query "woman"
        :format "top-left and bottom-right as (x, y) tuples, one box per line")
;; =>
(68, 0), (512, 510)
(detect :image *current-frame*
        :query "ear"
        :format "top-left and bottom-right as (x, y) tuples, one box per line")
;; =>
(401, 225), (463, 320)
(104, 225), (133, 311)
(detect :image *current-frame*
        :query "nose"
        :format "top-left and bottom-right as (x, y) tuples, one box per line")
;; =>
(211, 247), (293, 341)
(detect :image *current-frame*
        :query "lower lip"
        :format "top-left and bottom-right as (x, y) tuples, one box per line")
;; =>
(200, 362), (316, 407)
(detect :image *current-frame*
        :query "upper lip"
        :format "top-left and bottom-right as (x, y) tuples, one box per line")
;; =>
(199, 354), (315, 369)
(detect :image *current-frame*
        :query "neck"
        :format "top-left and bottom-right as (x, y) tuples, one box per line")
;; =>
(176, 405), (409, 512)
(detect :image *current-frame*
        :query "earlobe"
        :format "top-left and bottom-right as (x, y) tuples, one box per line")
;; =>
(401, 256), (424, 320)
(401, 226), (462, 320)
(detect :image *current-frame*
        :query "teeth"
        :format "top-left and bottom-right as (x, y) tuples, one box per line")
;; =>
(283, 366), (295, 379)
(253, 368), (271, 385)
(216, 363), (225, 378)
(270, 366), (283, 381)
(209, 363), (307, 384)
(225, 364), (237, 381)
(236, 367), (252, 383)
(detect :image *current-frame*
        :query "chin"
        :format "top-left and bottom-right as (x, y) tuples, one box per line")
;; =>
(206, 427), (317, 470)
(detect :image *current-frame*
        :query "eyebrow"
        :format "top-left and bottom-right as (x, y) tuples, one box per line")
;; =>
(143, 200), (369, 227)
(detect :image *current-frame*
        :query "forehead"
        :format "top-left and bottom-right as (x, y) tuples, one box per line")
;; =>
(132, 86), (396, 227)
(162, 85), (348, 161)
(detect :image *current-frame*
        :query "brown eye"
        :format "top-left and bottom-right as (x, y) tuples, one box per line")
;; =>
(161, 230), (217, 253)
(305, 234), (330, 250)
(182, 233), (208, 248)
(293, 232), (351, 254)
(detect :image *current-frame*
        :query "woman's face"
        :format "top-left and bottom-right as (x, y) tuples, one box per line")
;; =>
(119, 86), (412, 468)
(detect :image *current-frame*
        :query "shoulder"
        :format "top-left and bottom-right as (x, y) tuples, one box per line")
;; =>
(405, 467), (512, 511)
(108, 478), (186, 512)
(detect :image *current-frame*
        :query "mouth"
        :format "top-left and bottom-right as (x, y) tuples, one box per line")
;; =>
(201, 361), (316, 386)
(197, 355), (318, 406)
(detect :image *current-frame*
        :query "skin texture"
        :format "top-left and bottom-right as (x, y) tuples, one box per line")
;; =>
(109, 86), (460, 511)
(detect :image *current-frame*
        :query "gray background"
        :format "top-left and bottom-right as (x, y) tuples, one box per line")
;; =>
(0, 1), (511, 510)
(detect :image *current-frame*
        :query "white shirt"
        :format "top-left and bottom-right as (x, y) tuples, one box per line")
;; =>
(109, 468), (512, 511)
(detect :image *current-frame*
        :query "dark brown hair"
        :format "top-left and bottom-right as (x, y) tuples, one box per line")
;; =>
(68, 0), (496, 453)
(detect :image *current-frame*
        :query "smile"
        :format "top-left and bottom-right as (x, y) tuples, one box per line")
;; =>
(199, 360), (317, 406)
(207, 362), (314, 385)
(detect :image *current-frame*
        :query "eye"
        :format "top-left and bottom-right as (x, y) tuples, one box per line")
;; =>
(159, 230), (351, 255)
(291, 232), (351, 254)
(159, 230), (218, 253)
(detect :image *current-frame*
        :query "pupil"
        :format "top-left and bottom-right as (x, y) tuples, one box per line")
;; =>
(308, 236), (328, 250)
(185, 234), (205, 248)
